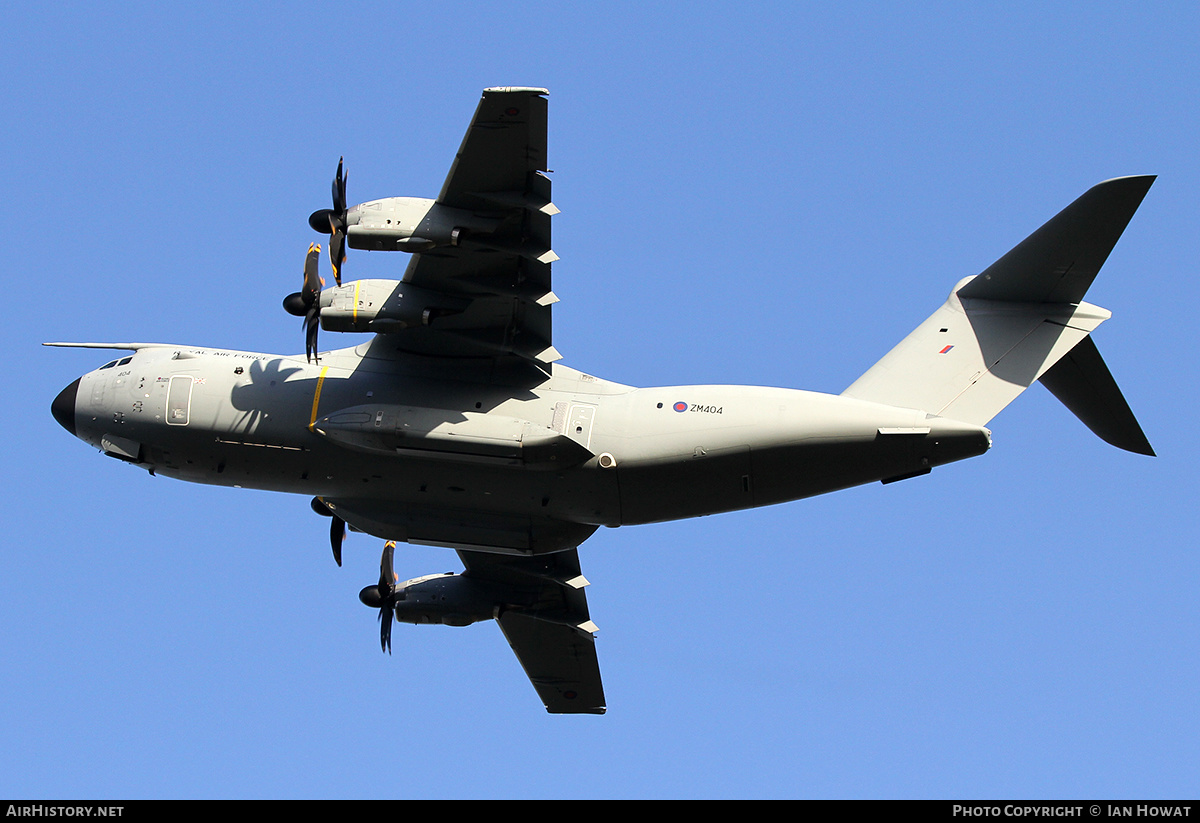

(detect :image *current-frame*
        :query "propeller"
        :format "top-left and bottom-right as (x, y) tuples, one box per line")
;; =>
(308, 157), (348, 286)
(282, 243), (324, 363)
(359, 541), (398, 654)
(310, 497), (347, 566)
(330, 515), (347, 567)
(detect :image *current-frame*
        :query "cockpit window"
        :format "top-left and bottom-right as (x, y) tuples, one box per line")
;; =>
(98, 356), (132, 370)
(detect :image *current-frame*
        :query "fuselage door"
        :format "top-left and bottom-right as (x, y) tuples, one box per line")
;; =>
(166, 375), (194, 426)
(89, 374), (108, 409)
(566, 403), (596, 451)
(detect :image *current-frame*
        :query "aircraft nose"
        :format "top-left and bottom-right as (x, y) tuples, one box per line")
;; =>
(51, 377), (81, 437)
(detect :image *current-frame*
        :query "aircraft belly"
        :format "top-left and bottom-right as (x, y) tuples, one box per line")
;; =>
(617, 444), (753, 524)
(143, 429), (619, 521)
(604, 387), (990, 525)
(747, 427), (985, 508)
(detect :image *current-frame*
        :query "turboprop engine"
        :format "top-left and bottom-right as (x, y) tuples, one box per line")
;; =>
(367, 572), (504, 627)
(284, 276), (468, 338)
(309, 279), (469, 333)
(358, 543), (519, 653)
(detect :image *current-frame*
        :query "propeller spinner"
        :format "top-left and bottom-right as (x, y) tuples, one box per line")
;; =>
(308, 157), (348, 286)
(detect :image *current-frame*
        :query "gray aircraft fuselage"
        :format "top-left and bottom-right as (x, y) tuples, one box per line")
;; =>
(52, 336), (990, 551)
(44, 85), (1153, 714)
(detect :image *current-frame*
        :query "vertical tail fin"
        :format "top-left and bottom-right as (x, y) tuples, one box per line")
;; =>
(842, 176), (1154, 455)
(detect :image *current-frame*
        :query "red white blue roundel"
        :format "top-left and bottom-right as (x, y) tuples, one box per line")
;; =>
(673, 401), (688, 413)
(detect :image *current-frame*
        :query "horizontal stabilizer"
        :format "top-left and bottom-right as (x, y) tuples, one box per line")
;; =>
(844, 177), (1154, 450)
(958, 176), (1154, 303)
(1038, 336), (1154, 456)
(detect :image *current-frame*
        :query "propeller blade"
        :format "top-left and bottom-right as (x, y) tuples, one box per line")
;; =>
(304, 306), (320, 364)
(330, 514), (346, 567)
(329, 159), (348, 285)
(301, 243), (323, 363)
(378, 541), (396, 654)
(332, 157), (347, 214)
(358, 542), (399, 654)
(309, 158), (348, 238)
(329, 228), (346, 287)
(302, 242), (323, 301)
(379, 541), (396, 595)
(379, 607), (392, 655)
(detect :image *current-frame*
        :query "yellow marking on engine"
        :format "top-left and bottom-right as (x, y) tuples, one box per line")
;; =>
(353, 280), (361, 323)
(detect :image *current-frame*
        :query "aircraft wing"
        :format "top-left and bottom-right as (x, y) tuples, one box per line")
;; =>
(435, 87), (550, 209)
(384, 87), (560, 364)
(458, 548), (606, 715)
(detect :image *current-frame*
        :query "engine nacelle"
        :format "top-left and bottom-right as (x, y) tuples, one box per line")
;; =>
(391, 573), (510, 627)
(317, 280), (469, 333)
(344, 197), (505, 252)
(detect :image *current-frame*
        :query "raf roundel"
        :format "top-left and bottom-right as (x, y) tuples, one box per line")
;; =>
(673, 401), (688, 413)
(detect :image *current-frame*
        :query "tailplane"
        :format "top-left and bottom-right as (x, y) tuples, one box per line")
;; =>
(842, 176), (1154, 455)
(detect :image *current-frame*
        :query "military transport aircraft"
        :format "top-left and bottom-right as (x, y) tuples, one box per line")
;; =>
(48, 87), (1155, 715)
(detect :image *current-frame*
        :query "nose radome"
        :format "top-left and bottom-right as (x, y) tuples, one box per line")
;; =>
(51, 378), (81, 437)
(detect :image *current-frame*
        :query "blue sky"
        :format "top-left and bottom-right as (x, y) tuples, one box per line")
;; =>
(4, 3), (1198, 799)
